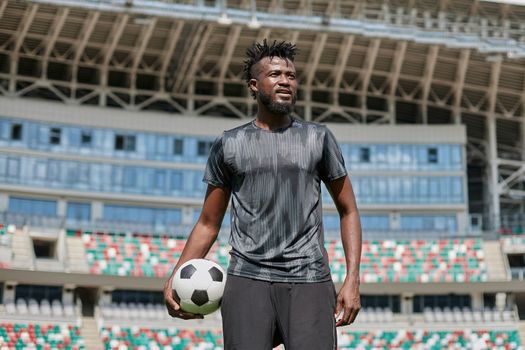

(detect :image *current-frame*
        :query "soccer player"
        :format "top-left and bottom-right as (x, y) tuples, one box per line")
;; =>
(164, 39), (362, 349)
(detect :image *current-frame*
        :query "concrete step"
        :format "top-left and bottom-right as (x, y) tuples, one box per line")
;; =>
(80, 317), (103, 350)
(66, 237), (89, 273)
(482, 241), (509, 281)
(10, 231), (34, 269)
(518, 321), (525, 348)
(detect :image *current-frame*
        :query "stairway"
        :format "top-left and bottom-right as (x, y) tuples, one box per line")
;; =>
(519, 321), (525, 348)
(81, 316), (104, 350)
(10, 228), (34, 270)
(482, 240), (509, 281)
(66, 235), (89, 273)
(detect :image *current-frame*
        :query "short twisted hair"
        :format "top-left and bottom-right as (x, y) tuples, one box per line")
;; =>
(243, 39), (298, 99)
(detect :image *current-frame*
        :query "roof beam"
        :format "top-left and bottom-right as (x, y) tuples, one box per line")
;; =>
(452, 49), (471, 124)
(9, 3), (39, 93)
(159, 21), (183, 93)
(303, 33), (327, 121)
(360, 38), (380, 122)
(174, 23), (214, 93)
(42, 7), (70, 79)
(332, 35), (354, 104)
(388, 41), (407, 124)
(217, 25), (242, 96)
(130, 17), (157, 103)
(420, 45), (439, 124)
(100, 14), (129, 105)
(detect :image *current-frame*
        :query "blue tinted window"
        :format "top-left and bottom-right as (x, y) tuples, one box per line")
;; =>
(103, 204), (181, 226)
(400, 215), (456, 232)
(9, 197), (57, 216)
(67, 202), (91, 221)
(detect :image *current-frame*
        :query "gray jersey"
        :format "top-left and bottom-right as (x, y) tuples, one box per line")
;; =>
(203, 118), (347, 282)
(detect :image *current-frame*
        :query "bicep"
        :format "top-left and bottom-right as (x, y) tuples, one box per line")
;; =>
(325, 176), (358, 216)
(198, 184), (231, 228)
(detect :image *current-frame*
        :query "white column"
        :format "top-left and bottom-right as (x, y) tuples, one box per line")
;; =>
(0, 193), (8, 212)
(486, 114), (500, 231)
(57, 199), (67, 218)
(471, 292), (483, 309)
(91, 201), (103, 221)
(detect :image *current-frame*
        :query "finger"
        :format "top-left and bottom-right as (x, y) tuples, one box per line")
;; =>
(165, 294), (181, 312)
(339, 307), (352, 326)
(334, 296), (343, 319)
(347, 307), (360, 324)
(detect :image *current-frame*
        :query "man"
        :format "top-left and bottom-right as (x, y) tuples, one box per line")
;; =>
(164, 40), (361, 349)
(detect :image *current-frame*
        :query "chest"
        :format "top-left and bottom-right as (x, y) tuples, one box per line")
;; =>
(224, 130), (323, 176)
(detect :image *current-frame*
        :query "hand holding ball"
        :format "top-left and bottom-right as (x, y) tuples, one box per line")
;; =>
(172, 259), (226, 315)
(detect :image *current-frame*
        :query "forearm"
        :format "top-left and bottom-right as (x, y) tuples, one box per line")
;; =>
(340, 210), (362, 280)
(167, 222), (219, 281)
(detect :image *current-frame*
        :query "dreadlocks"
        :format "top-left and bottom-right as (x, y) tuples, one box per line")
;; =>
(243, 39), (298, 99)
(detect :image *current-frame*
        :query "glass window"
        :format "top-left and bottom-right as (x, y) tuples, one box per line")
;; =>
(7, 158), (19, 177)
(156, 136), (168, 155)
(359, 147), (370, 163)
(104, 204), (181, 226)
(81, 130), (92, 146)
(123, 167), (137, 187)
(451, 145), (462, 165)
(34, 161), (46, 180)
(115, 134), (136, 151)
(154, 170), (166, 190)
(49, 127), (61, 145)
(67, 202), (91, 221)
(11, 123), (22, 141)
(197, 140), (213, 156)
(170, 171), (183, 190)
(361, 215), (390, 231)
(427, 147), (438, 164)
(173, 138), (184, 155)
(323, 214), (340, 230)
(9, 197), (57, 216)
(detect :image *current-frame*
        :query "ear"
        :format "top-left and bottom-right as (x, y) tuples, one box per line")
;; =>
(249, 78), (258, 94)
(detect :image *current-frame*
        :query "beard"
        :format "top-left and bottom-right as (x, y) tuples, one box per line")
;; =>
(258, 90), (296, 116)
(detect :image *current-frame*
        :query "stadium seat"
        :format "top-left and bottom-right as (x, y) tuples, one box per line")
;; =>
(0, 322), (85, 349)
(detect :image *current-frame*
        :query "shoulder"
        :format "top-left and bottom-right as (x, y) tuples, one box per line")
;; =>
(223, 120), (253, 136)
(291, 118), (331, 137)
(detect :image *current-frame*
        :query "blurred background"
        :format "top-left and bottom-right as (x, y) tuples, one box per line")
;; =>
(0, 0), (524, 348)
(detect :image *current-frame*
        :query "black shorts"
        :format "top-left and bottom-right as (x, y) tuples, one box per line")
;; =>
(220, 274), (337, 350)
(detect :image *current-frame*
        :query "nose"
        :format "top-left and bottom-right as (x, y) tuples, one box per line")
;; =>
(278, 74), (291, 86)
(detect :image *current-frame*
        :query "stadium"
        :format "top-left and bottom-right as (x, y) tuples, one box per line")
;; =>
(0, 0), (524, 348)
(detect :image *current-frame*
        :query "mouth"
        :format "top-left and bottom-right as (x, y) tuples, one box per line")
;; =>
(275, 89), (292, 96)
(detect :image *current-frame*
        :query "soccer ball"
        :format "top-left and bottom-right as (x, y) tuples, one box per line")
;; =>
(171, 258), (226, 315)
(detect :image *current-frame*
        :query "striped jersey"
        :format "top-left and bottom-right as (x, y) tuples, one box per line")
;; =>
(203, 117), (347, 282)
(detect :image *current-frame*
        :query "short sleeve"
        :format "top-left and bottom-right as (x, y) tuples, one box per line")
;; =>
(319, 127), (347, 183)
(203, 134), (232, 188)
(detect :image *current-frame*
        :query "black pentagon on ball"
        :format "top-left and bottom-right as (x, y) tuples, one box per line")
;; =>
(180, 264), (197, 279)
(191, 290), (209, 306)
(208, 266), (223, 282)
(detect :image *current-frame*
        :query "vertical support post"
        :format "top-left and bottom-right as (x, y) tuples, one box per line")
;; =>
(486, 113), (500, 231)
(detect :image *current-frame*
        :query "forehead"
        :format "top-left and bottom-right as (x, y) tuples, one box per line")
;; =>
(256, 56), (296, 73)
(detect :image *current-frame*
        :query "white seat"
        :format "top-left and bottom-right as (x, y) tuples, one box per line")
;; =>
(16, 299), (28, 315)
(146, 303), (158, 319)
(28, 298), (39, 316)
(452, 307), (463, 322)
(473, 309), (483, 322)
(434, 307), (444, 322)
(423, 307), (434, 322)
(40, 299), (52, 316)
(462, 307), (473, 322)
(51, 300), (64, 317)
(64, 303), (75, 317)
(5, 299), (16, 314)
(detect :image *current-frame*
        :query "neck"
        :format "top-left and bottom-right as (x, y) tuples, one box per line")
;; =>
(255, 107), (291, 131)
